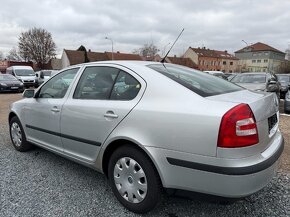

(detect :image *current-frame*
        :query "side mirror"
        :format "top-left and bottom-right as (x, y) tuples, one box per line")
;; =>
(36, 73), (39, 77)
(268, 79), (277, 85)
(40, 71), (44, 79)
(22, 89), (35, 98)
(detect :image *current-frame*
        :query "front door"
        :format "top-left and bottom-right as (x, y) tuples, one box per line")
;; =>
(24, 67), (79, 152)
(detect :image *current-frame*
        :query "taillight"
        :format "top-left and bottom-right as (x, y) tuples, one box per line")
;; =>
(217, 103), (259, 148)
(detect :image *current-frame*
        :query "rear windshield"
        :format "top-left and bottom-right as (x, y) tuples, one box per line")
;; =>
(277, 75), (290, 82)
(231, 74), (266, 83)
(147, 64), (242, 97)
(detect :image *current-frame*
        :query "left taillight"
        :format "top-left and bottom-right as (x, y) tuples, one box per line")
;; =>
(217, 103), (259, 148)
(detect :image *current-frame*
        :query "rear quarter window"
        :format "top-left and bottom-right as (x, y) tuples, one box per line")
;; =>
(147, 64), (242, 97)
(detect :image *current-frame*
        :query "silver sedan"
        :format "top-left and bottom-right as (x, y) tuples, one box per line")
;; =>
(9, 61), (284, 213)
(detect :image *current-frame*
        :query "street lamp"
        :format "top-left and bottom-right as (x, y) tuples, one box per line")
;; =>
(105, 37), (114, 60)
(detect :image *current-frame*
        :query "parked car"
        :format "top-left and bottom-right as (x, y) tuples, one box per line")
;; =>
(9, 61), (284, 213)
(35, 70), (59, 86)
(225, 73), (238, 81)
(231, 72), (280, 98)
(0, 74), (24, 93)
(204, 71), (227, 80)
(276, 74), (290, 99)
(6, 66), (37, 88)
(284, 90), (290, 113)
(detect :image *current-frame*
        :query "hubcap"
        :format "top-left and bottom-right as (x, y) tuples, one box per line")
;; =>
(11, 122), (22, 147)
(114, 157), (147, 203)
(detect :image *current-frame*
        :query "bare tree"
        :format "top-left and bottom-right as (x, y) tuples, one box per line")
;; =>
(6, 47), (22, 61)
(18, 27), (56, 68)
(134, 43), (159, 60)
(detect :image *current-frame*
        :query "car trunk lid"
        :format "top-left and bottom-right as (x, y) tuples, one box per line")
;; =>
(207, 89), (279, 158)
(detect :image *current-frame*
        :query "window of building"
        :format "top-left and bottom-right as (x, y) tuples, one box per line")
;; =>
(264, 59), (268, 63)
(257, 60), (261, 63)
(230, 62), (233, 65)
(264, 52), (269, 55)
(253, 53), (257, 57)
(223, 61), (226, 65)
(252, 60), (256, 63)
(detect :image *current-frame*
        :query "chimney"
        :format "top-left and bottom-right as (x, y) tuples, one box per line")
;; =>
(117, 51), (120, 53)
(225, 50), (227, 53)
(174, 55), (177, 58)
(88, 49), (91, 52)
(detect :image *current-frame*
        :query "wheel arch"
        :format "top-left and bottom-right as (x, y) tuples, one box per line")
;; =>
(8, 112), (18, 123)
(102, 139), (164, 186)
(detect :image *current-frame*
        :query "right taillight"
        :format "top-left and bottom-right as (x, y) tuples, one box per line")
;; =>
(217, 103), (259, 148)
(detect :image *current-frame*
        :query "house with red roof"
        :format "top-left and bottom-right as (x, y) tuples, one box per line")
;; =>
(61, 49), (142, 68)
(164, 55), (198, 69)
(183, 47), (239, 73)
(235, 42), (288, 73)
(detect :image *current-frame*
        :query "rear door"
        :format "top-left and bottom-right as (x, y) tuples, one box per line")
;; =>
(61, 64), (146, 162)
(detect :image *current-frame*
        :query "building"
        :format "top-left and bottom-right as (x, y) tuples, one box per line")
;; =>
(183, 47), (238, 72)
(235, 42), (287, 73)
(165, 56), (198, 69)
(104, 51), (143, 61)
(215, 50), (239, 73)
(60, 49), (143, 69)
(61, 49), (109, 68)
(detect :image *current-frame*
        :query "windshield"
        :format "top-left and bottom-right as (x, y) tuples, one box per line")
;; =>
(0, 74), (18, 81)
(147, 64), (242, 97)
(43, 71), (52, 76)
(231, 74), (266, 83)
(277, 75), (290, 82)
(15, 69), (35, 76)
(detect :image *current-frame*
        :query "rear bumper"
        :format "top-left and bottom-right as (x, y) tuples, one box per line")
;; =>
(145, 131), (284, 198)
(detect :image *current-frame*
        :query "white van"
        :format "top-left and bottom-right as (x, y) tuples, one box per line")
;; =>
(35, 70), (59, 86)
(6, 66), (37, 88)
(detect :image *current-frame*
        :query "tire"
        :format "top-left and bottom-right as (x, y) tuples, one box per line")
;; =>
(108, 145), (162, 213)
(9, 116), (33, 152)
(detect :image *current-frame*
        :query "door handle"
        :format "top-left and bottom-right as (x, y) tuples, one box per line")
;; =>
(104, 111), (118, 119)
(51, 106), (60, 113)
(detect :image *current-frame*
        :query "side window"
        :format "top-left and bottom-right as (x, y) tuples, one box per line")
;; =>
(74, 66), (119, 100)
(38, 68), (79, 98)
(111, 71), (141, 100)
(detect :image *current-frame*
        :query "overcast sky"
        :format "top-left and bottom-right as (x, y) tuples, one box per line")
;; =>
(0, 0), (290, 57)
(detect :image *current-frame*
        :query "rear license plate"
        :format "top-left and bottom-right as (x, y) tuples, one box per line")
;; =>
(10, 87), (19, 89)
(268, 113), (277, 134)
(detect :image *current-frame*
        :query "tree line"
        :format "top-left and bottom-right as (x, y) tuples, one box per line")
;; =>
(0, 27), (163, 69)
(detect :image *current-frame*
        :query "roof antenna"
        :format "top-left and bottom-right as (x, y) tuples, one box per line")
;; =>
(161, 28), (184, 63)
